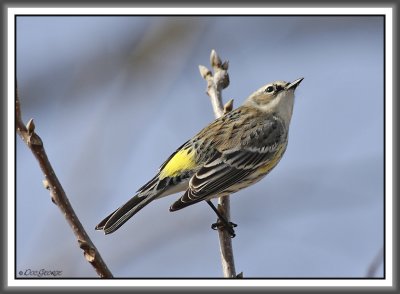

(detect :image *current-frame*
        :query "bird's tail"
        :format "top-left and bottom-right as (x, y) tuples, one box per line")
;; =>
(95, 191), (161, 235)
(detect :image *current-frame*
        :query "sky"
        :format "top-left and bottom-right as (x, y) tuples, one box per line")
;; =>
(15, 15), (385, 279)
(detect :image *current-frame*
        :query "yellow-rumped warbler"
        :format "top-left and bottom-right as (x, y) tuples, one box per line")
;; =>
(96, 77), (303, 236)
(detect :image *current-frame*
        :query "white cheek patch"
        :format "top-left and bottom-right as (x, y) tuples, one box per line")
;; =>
(259, 93), (282, 111)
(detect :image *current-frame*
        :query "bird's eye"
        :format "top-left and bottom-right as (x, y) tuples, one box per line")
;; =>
(265, 86), (274, 93)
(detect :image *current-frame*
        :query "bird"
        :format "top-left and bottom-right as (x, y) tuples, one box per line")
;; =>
(96, 77), (303, 236)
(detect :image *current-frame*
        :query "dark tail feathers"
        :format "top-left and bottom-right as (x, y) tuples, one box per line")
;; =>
(95, 194), (155, 234)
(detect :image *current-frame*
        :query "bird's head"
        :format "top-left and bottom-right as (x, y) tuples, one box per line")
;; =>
(244, 77), (303, 123)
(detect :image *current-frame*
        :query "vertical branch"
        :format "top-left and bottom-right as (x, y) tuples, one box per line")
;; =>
(199, 50), (241, 278)
(16, 86), (113, 278)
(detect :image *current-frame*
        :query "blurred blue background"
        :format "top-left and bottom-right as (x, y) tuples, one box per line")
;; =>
(16, 16), (384, 278)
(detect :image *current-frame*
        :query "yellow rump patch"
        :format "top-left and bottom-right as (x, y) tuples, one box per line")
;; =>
(160, 148), (196, 179)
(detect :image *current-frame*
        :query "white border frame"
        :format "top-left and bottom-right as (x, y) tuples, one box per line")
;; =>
(7, 7), (393, 288)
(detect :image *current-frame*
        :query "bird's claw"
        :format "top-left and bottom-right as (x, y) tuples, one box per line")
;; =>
(211, 220), (237, 238)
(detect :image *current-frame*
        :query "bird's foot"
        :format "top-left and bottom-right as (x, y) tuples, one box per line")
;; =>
(211, 219), (237, 238)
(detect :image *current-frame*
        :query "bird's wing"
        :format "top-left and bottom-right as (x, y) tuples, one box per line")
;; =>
(170, 117), (287, 211)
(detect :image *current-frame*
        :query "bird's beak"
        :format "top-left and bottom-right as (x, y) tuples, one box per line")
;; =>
(286, 77), (304, 90)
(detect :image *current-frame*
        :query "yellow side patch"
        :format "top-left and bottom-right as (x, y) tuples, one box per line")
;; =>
(258, 145), (286, 174)
(160, 148), (196, 179)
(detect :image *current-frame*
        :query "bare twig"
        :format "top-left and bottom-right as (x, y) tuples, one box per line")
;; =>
(199, 50), (241, 278)
(16, 86), (113, 278)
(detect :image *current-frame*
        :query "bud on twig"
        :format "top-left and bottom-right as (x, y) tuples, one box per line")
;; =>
(78, 239), (96, 262)
(199, 65), (211, 79)
(210, 49), (222, 68)
(27, 133), (43, 146)
(26, 118), (35, 135)
(214, 70), (230, 89)
(224, 99), (234, 114)
(42, 179), (50, 190)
